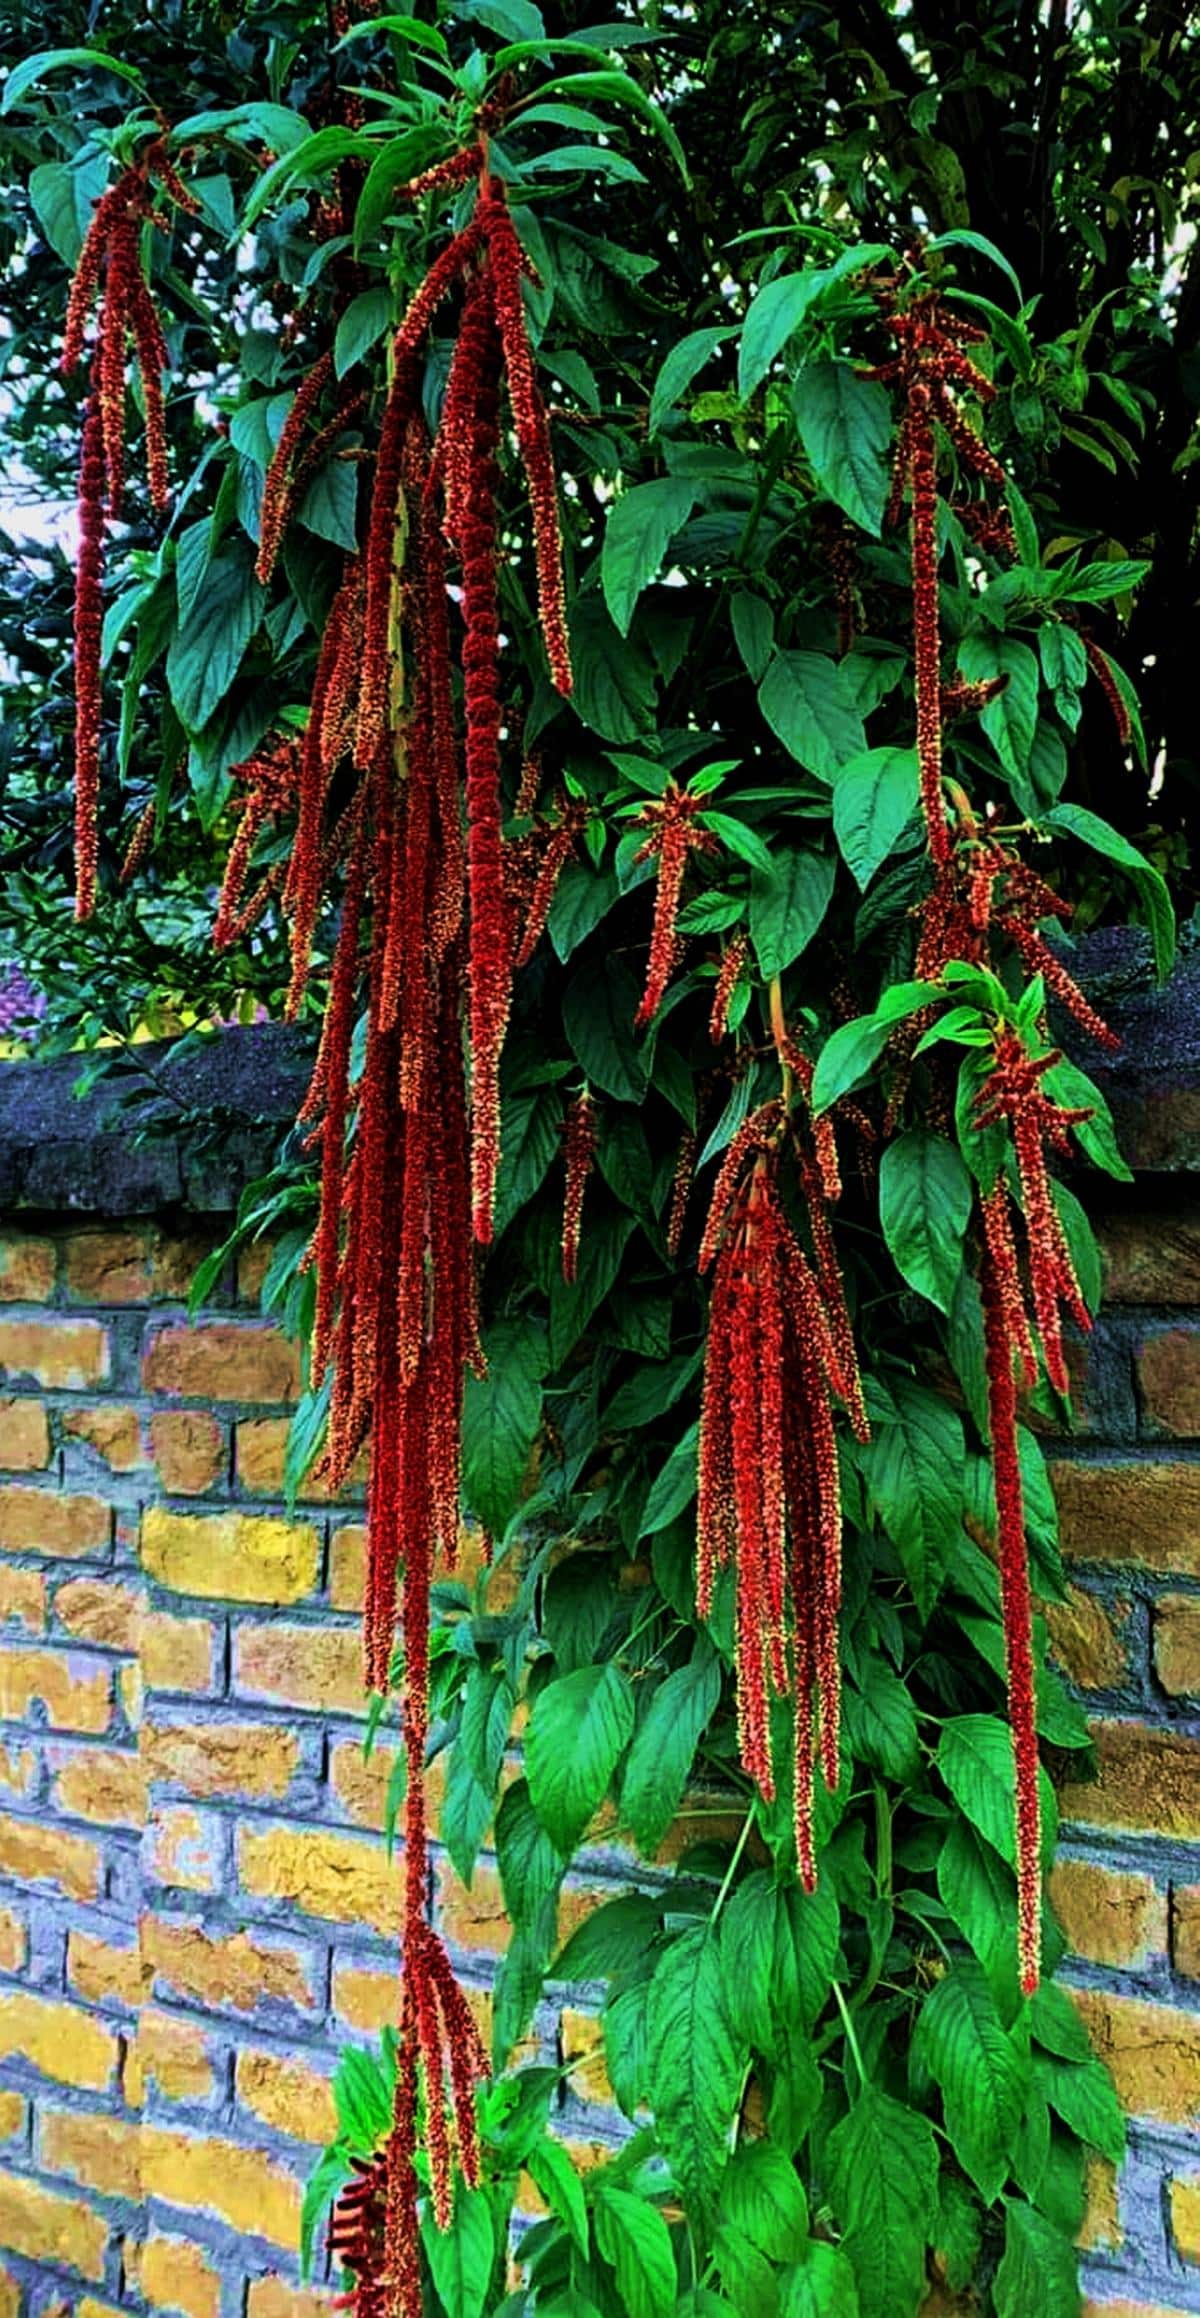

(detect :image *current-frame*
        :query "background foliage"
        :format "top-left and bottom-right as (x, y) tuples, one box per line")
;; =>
(1, 2), (1193, 2314)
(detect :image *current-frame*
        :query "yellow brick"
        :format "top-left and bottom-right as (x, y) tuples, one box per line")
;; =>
(1084, 2303), (1199, 2318)
(0, 1741), (38, 1803)
(0, 1319), (109, 1391)
(1059, 1721), (1200, 1841)
(0, 1991), (117, 2091)
(328, 1524), (366, 1611)
(0, 1235), (55, 1301)
(246, 2281), (338, 2318)
(0, 1644), (110, 1733)
(0, 1904), (26, 1972)
(150, 1411), (227, 1497)
(0, 2261), (16, 2318)
(128, 2008), (216, 2107)
(560, 2007), (615, 2105)
(1052, 1460), (1200, 1577)
(0, 1398), (51, 1471)
(39, 2106), (141, 2198)
(1044, 1586), (1129, 1689)
(53, 1745), (146, 1828)
(0, 1809), (101, 1899)
(1171, 2176), (1200, 2263)
(332, 1957), (396, 2033)
(141, 1508), (318, 1605)
(1079, 2157), (1122, 2254)
(143, 1803), (225, 1894)
(237, 1417), (364, 1501)
(0, 1484), (112, 1559)
(0, 2091), (24, 2143)
(54, 1575), (141, 1651)
(1073, 1987), (1200, 2126)
(142, 1321), (300, 1404)
(140, 2229), (221, 2318)
(238, 1824), (401, 1934)
(67, 1930), (151, 2010)
(140, 1610), (216, 1694)
(436, 1859), (604, 1958)
(140, 2125), (301, 2248)
(62, 1404), (147, 1474)
(232, 1621), (364, 1714)
(141, 1717), (298, 1802)
(0, 2165), (108, 2278)
(328, 1736), (402, 1827)
(1049, 1858), (1167, 1968)
(236, 2048), (338, 2144)
(64, 1227), (156, 1303)
(77, 2300), (125, 2318)
(121, 1658), (144, 1729)
(143, 1917), (316, 2015)
(1174, 1884), (1200, 1979)
(1154, 1594), (1200, 1696)
(327, 1521), (515, 1611)
(0, 1564), (45, 1632)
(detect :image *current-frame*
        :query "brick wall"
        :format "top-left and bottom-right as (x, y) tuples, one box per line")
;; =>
(0, 1013), (1196, 2318)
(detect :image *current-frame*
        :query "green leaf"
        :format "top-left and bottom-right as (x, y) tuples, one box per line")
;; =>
(719, 2141), (808, 2259)
(919, 1960), (1028, 2201)
(810, 984), (941, 1112)
(862, 1376), (965, 1617)
(166, 547), (264, 734)
(526, 2138), (588, 2258)
(420, 2182), (494, 2318)
(493, 1085), (561, 1236)
(554, 1892), (662, 1980)
(334, 286), (393, 378)
(933, 2175), (984, 2292)
(563, 957), (648, 1100)
(779, 2244), (862, 2317)
(622, 1641), (722, 1853)
(748, 846), (836, 979)
(739, 271), (830, 399)
(731, 592), (775, 682)
(1033, 2052), (1126, 2164)
(646, 1923), (746, 2226)
(833, 748), (920, 890)
(1053, 558), (1151, 604)
(843, 1656), (920, 1780)
(1041, 1053), (1133, 1182)
(758, 652), (867, 782)
(602, 479), (697, 637)
(793, 360), (892, 535)
(2, 45), (147, 110)
(495, 1779), (565, 1931)
(649, 327), (734, 436)
(993, 2201), (1081, 2318)
(526, 1662), (635, 1852)
(297, 455), (359, 551)
(1029, 1983), (1092, 2065)
(826, 2088), (939, 2318)
(928, 228), (1022, 300)
(958, 633), (1040, 795)
(721, 1871), (838, 2052)
(1044, 803), (1175, 983)
(461, 1316), (544, 1535)
(879, 1129), (973, 1312)
(938, 1715), (1058, 1872)
(569, 593), (657, 739)
(637, 1422), (700, 1536)
(937, 1816), (1019, 1984)
(593, 2185), (676, 2318)
(29, 153), (108, 268)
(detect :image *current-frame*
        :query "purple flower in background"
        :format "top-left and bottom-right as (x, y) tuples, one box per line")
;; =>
(0, 968), (46, 1039)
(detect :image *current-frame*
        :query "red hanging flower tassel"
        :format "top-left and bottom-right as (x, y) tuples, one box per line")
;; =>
(633, 785), (720, 1028)
(561, 1090), (596, 1283)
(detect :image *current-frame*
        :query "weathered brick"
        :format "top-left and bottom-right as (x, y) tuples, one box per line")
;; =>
(1044, 1586), (1130, 1689)
(328, 1736), (403, 1828)
(232, 1621), (364, 1714)
(0, 1397), (50, 1470)
(77, 2299), (127, 2318)
(1059, 1719), (1200, 1840)
(143, 1916), (318, 2016)
(143, 1803), (226, 1893)
(39, 2106), (141, 2198)
(0, 1741), (37, 1804)
(52, 1743), (146, 1828)
(0, 1317), (109, 1390)
(1172, 1884), (1200, 1979)
(237, 1239), (273, 1303)
(1153, 1594), (1200, 1695)
(560, 2006), (614, 2106)
(0, 1991), (117, 2090)
(143, 1320), (300, 1404)
(0, 2166), (108, 2278)
(0, 1810), (100, 1899)
(120, 1656), (144, 1731)
(140, 2231), (221, 2318)
(331, 1957), (395, 2033)
(0, 2260), (17, 2318)
(1136, 1329), (1200, 1436)
(0, 1903), (26, 1972)
(237, 1417), (363, 1501)
(140, 1609), (217, 1694)
(246, 2280), (338, 2318)
(1170, 2176), (1200, 2264)
(0, 1234), (55, 1302)
(1049, 1858), (1167, 1968)
(64, 1226), (211, 1307)
(1097, 1207), (1200, 1303)
(436, 1860), (605, 1960)
(141, 1507), (318, 1605)
(142, 1716), (299, 1802)
(1051, 1459), (1200, 1576)
(328, 1523), (366, 1612)
(236, 2048), (338, 2144)
(0, 1564), (45, 1631)
(126, 2008), (217, 2108)
(53, 1574), (141, 1652)
(1081, 2301), (1197, 2318)
(0, 1483), (112, 1559)
(327, 1520), (515, 1612)
(140, 2125), (302, 2247)
(238, 1823), (401, 1934)
(62, 1404), (147, 1473)
(0, 1643), (111, 1732)
(0, 2091), (24, 2145)
(1073, 1987), (1200, 2126)
(150, 1410), (227, 1496)
(67, 1929), (150, 2011)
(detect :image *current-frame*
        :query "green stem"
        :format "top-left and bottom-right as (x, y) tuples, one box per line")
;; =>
(832, 1980), (868, 2093)
(710, 1811), (754, 1926)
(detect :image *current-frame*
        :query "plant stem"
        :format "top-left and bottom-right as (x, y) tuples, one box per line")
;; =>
(832, 1979), (868, 2093)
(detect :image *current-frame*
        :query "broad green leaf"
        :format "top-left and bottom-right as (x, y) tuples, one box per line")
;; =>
(351, 125), (445, 251)
(993, 2200), (1081, 2318)
(739, 271), (830, 398)
(493, 1085), (561, 1235)
(721, 1870), (837, 2051)
(622, 1641), (722, 1852)
(649, 327), (734, 436)
(646, 1923), (746, 2226)
(29, 154), (108, 268)
(718, 2141), (808, 2259)
(563, 957), (648, 1100)
(748, 846), (836, 978)
(461, 1316), (544, 1534)
(637, 1422), (700, 1535)
(731, 591), (775, 681)
(958, 633), (1040, 794)
(1029, 1982), (1092, 2065)
(879, 1128), (973, 1312)
(843, 1656), (920, 1780)
(297, 455), (359, 551)
(826, 2088), (939, 2318)
(758, 652), (867, 781)
(928, 228), (1022, 300)
(793, 360), (892, 534)
(554, 1892), (663, 1980)
(334, 286), (393, 377)
(862, 1376), (965, 1617)
(1033, 2052), (1126, 2164)
(526, 1662), (635, 1852)
(569, 593), (657, 740)
(2, 45), (147, 110)
(810, 984), (941, 1112)
(593, 2186), (676, 2318)
(1053, 557), (1151, 604)
(919, 1960), (1028, 2201)
(603, 1978), (652, 2116)
(1044, 802), (1175, 983)
(938, 1715), (1058, 1872)
(779, 2244), (862, 2317)
(1041, 1053), (1133, 1182)
(166, 547), (264, 734)
(602, 479), (697, 637)
(833, 747), (920, 890)
(526, 2137), (588, 2257)
(420, 2183), (494, 2318)
(495, 1779), (565, 1929)
(933, 2175), (984, 2293)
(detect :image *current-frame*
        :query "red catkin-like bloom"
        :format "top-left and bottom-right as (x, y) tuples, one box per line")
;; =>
(633, 786), (719, 1029)
(480, 185), (572, 695)
(908, 379), (950, 863)
(1082, 635), (1131, 743)
(72, 371), (106, 923)
(709, 933), (748, 1043)
(561, 1090), (596, 1284)
(980, 1240), (1043, 1994)
(666, 1128), (697, 1260)
(256, 347), (336, 583)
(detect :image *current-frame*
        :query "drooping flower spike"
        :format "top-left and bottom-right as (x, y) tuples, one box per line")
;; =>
(561, 1090), (597, 1284)
(632, 784), (721, 1029)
